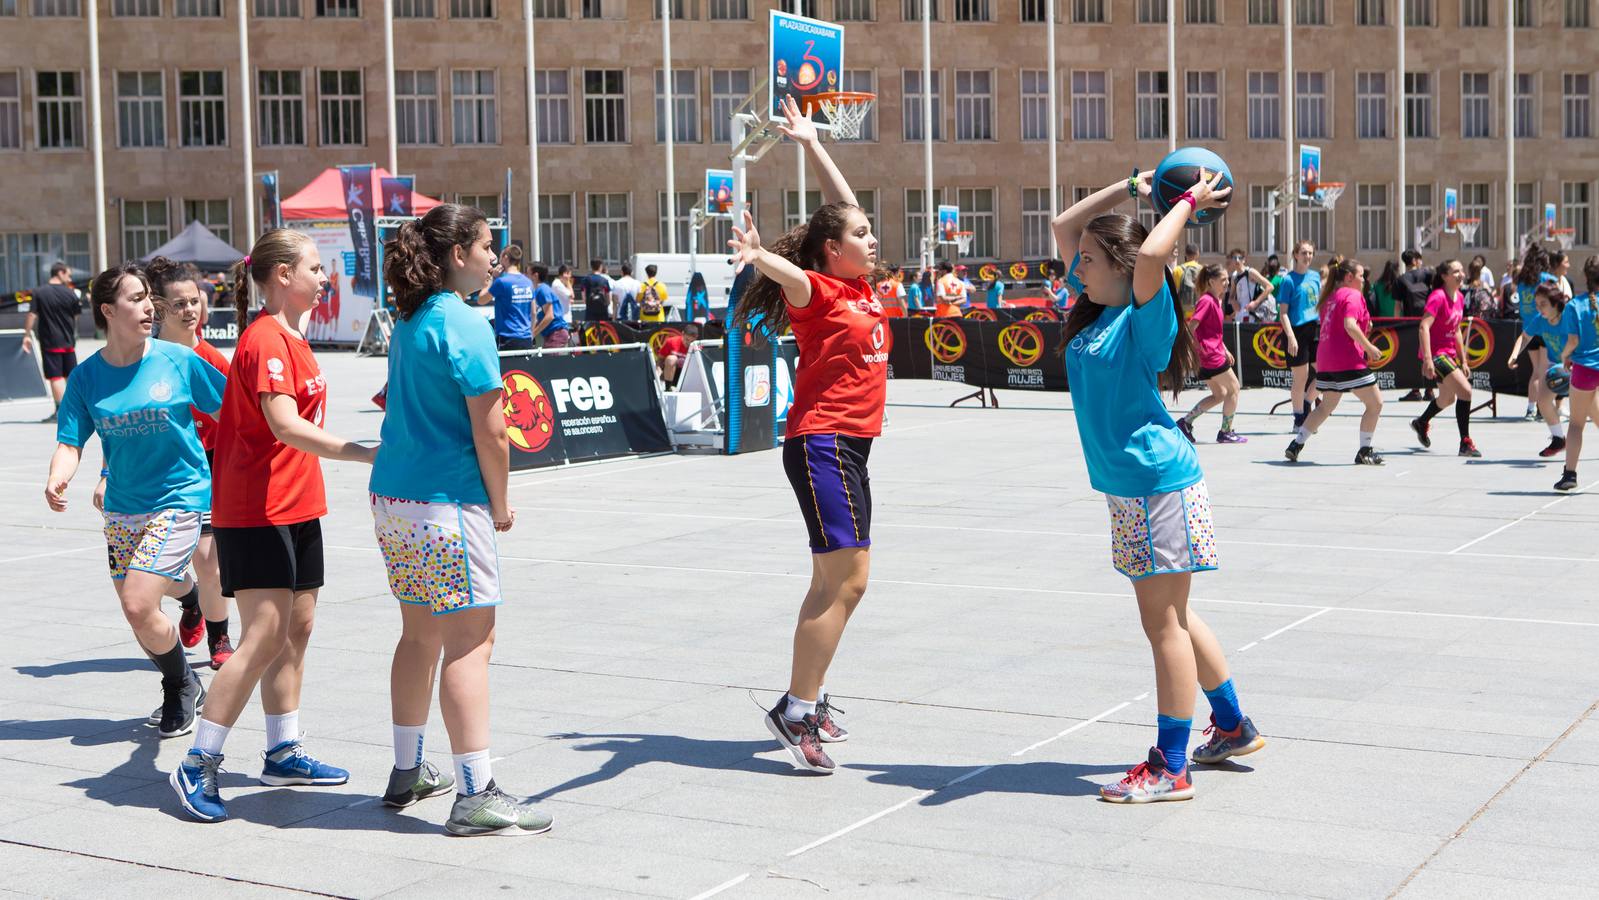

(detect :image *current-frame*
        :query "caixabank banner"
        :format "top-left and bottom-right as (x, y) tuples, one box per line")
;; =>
(887, 318), (1067, 392)
(499, 349), (671, 470)
(1234, 319), (1529, 395)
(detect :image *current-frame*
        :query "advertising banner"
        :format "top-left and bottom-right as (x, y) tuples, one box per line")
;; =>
(380, 175), (414, 217)
(259, 171), (282, 231)
(0, 331), (49, 401)
(290, 220), (375, 345)
(499, 348), (671, 470)
(338, 165), (378, 298)
(1233, 319), (1530, 394)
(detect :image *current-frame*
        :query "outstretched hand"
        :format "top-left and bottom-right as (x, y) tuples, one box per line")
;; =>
(1135, 170), (1154, 200)
(1187, 169), (1232, 212)
(727, 210), (763, 268)
(771, 94), (820, 145)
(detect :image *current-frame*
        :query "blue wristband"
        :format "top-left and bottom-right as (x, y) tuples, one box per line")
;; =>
(99, 467), (109, 478)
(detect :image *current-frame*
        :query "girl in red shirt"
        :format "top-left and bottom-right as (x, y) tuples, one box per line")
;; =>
(728, 96), (884, 775)
(171, 229), (377, 824)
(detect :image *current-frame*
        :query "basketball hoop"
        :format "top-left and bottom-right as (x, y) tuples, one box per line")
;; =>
(1316, 182), (1345, 210)
(1453, 217), (1481, 246)
(802, 91), (876, 141)
(1553, 227), (1576, 251)
(953, 231), (974, 255)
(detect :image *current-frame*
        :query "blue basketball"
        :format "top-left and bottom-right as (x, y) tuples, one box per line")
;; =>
(1151, 147), (1233, 228)
(1547, 364), (1572, 397)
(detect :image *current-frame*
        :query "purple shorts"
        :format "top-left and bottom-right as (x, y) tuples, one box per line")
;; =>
(782, 433), (873, 554)
(1572, 363), (1599, 392)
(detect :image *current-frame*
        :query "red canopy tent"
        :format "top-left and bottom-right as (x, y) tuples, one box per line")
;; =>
(280, 167), (442, 221)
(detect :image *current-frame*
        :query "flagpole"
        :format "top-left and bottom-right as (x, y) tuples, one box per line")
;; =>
(1046, 0), (1058, 257)
(525, 0), (540, 257)
(384, 0), (397, 175)
(238, 0), (255, 248)
(661, 0), (677, 253)
(87, 0), (107, 267)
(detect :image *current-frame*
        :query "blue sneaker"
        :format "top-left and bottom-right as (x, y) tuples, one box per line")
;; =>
(260, 739), (350, 786)
(170, 750), (227, 822)
(1191, 714), (1266, 765)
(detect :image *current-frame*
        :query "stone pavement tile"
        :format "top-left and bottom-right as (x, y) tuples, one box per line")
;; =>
(383, 865), (664, 899)
(472, 836), (740, 897)
(192, 833), (451, 898)
(1426, 836), (1599, 889)
(1142, 807), (1439, 869)
(1396, 869), (1595, 900)
(0, 841), (288, 900)
(555, 807), (816, 865)
(1546, 717), (1599, 766)
(1, 756), (157, 809)
(1443, 762), (1599, 852)
(1030, 867), (1290, 900)
(725, 874), (993, 899)
(762, 837), (1077, 898)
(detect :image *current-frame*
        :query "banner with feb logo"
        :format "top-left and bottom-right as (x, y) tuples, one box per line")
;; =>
(498, 348), (672, 470)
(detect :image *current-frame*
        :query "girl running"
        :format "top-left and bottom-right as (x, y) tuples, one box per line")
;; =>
(1547, 267), (1598, 491)
(1052, 170), (1262, 804)
(1284, 259), (1385, 466)
(45, 263), (226, 738)
(171, 229), (376, 823)
(1506, 244), (1565, 457)
(1277, 240), (1322, 429)
(371, 204), (552, 836)
(728, 95), (882, 775)
(1408, 259), (1482, 457)
(147, 256), (236, 668)
(1177, 264), (1246, 444)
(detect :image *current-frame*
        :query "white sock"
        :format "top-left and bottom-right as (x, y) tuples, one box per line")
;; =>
(452, 749), (492, 796)
(193, 718), (229, 756)
(782, 694), (817, 722)
(1295, 425), (1311, 443)
(264, 710), (300, 749)
(1360, 431), (1374, 448)
(393, 723), (426, 770)
(1551, 422), (1566, 438)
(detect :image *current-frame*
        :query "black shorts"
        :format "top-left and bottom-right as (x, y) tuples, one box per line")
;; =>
(41, 349), (77, 380)
(1288, 322), (1319, 368)
(1313, 369), (1378, 392)
(1527, 334), (1546, 352)
(496, 335), (535, 352)
(584, 300), (611, 322)
(214, 519), (325, 594)
(1199, 363), (1232, 381)
(783, 433), (873, 554)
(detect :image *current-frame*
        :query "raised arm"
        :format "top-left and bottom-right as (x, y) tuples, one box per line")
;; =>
(773, 95), (856, 209)
(1135, 170), (1230, 304)
(1052, 172), (1149, 268)
(728, 210), (814, 309)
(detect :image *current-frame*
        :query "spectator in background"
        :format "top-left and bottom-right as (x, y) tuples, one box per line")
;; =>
(905, 269), (924, 311)
(579, 259), (616, 322)
(657, 323), (698, 390)
(1372, 259), (1403, 317)
(1470, 254), (1494, 294)
(1551, 250), (1574, 299)
(22, 261), (84, 423)
(489, 245), (535, 351)
(1174, 244), (1202, 313)
(1224, 249), (1276, 322)
(638, 264), (670, 324)
(612, 263), (642, 320)
(551, 264), (574, 313)
(919, 268), (935, 310)
(934, 260), (966, 317)
(1465, 256), (1498, 318)
(956, 265), (977, 299)
(876, 265), (907, 314)
(1397, 249), (1437, 401)
(684, 272), (711, 322)
(531, 264), (570, 348)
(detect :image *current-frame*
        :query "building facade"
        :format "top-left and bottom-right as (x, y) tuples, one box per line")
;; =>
(1, 0), (1595, 293)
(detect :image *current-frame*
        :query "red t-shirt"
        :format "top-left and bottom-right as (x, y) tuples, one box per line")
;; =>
(784, 270), (889, 439)
(191, 339), (230, 451)
(658, 334), (689, 359)
(212, 315), (329, 527)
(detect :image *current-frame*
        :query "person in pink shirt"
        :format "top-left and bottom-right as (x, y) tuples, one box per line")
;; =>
(1176, 265), (1246, 444)
(1285, 259), (1386, 465)
(1408, 259), (1482, 457)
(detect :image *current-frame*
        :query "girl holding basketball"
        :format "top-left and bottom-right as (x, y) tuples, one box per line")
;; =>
(1507, 244), (1565, 457)
(1547, 265), (1598, 492)
(1284, 259), (1386, 466)
(1051, 167), (1262, 804)
(1177, 263), (1246, 445)
(728, 95), (882, 775)
(1408, 260), (1482, 457)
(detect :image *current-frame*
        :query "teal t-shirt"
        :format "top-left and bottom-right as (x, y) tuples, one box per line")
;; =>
(1553, 294), (1599, 370)
(1064, 256), (1204, 498)
(1281, 269), (1322, 326)
(371, 292), (503, 504)
(1516, 272), (1559, 339)
(56, 340), (226, 514)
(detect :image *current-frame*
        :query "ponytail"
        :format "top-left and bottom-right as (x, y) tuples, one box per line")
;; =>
(1318, 257), (1363, 319)
(232, 228), (312, 326)
(733, 201), (873, 332)
(382, 203), (487, 320)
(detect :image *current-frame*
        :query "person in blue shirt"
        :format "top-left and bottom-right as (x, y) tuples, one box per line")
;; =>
(1506, 243), (1567, 457)
(1276, 240), (1323, 429)
(684, 271), (711, 322)
(370, 203), (552, 837)
(1052, 169), (1262, 804)
(489, 245), (535, 351)
(1548, 261), (1599, 490)
(45, 262), (226, 740)
(530, 262), (570, 348)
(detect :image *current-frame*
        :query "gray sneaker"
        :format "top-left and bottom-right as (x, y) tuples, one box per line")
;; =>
(445, 782), (553, 837)
(383, 760), (455, 808)
(158, 672), (206, 739)
(148, 673), (207, 726)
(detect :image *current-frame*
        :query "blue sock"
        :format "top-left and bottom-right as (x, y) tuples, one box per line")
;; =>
(1203, 679), (1243, 732)
(1155, 715), (1190, 773)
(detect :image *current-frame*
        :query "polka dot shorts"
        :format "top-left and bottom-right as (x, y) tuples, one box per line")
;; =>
(370, 494), (502, 615)
(1105, 480), (1219, 582)
(104, 509), (200, 581)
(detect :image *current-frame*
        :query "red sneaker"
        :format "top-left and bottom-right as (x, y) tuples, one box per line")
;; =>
(1100, 748), (1194, 803)
(208, 634), (234, 670)
(178, 604), (204, 649)
(372, 385), (388, 410)
(1540, 436), (1567, 458)
(764, 704), (835, 774)
(815, 694), (849, 743)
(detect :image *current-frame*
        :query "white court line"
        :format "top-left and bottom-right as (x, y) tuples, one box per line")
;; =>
(1256, 607), (1335, 642)
(688, 873), (750, 900)
(784, 791), (937, 858)
(0, 545), (100, 565)
(1009, 700), (1133, 758)
(1236, 641), (1260, 652)
(1448, 477), (1599, 555)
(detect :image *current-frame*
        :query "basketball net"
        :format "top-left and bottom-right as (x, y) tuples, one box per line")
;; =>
(953, 231), (974, 255)
(1316, 182), (1345, 210)
(802, 91), (876, 141)
(1553, 228), (1576, 251)
(1453, 218), (1481, 246)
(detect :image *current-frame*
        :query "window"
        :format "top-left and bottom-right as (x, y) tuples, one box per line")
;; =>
(1020, 0), (1045, 22)
(395, 69), (440, 145)
(1136, 0), (1164, 20)
(710, 69), (750, 144)
(1248, 0), (1278, 23)
(1514, 182), (1538, 239)
(709, 0), (747, 17)
(1461, 72), (1491, 138)
(902, 69), (944, 141)
(121, 200), (170, 262)
(178, 0), (222, 14)
(905, 188), (942, 261)
(1565, 73), (1593, 138)
(0, 0), (12, 11)
(0, 233), (91, 296)
(452, 70), (498, 145)
(854, 189), (879, 237)
(0, 73), (20, 150)
(1022, 187), (1058, 258)
(1248, 185), (1282, 255)
(1514, 73), (1536, 138)
(1136, 70), (1169, 141)
(117, 72), (165, 149)
(1020, 70), (1050, 141)
(956, 188), (996, 259)
(586, 193), (630, 265)
(456, 193), (500, 216)
(1247, 71), (1281, 140)
(1296, 71), (1328, 139)
(658, 191), (697, 253)
(837, 69), (877, 140)
(318, 69), (363, 146)
(1296, 0), (1326, 24)
(1356, 184), (1388, 251)
(1356, 0), (1384, 23)
(114, 0), (159, 15)
(1563, 182), (1591, 246)
(534, 70), (571, 145)
(1185, 0), (1217, 23)
(955, 70), (993, 141)
(902, 0), (936, 20)
(784, 190), (824, 230)
(450, 0), (492, 15)
(581, 0), (617, 17)
(835, 0), (872, 19)
(35, 71), (85, 149)
(653, 0), (699, 18)
(1296, 204), (1331, 252)
(538, 194), (578, 267)
(258, 69), (307, 147)
(1070, 70), (1107, 140)
(1185, 71), (1220, 140)
(255, 0), (301, 16)
(181, 199), (231, 245)
(583, 69), (627, 143)
(1459, 182), (1492, 248)
(530, 0), (561, 14)
(1514, 0), (1534, 26)
(1404, 0), (1431, 25)
(396, 0), (436, 14)
(654, 69), (699, 143)
(954, 0), (988, 20)
(1406, 183), (1435, 250)
(1569, 0), (1592, 26)
(1403, 72), (1433, 138)
(1073, 0), (1105, 22)
(1356, 73), (1388, 139)
(32, 0), (80, 13)
(1460, 0), (1487, 26)
(316, 0), (359, 15)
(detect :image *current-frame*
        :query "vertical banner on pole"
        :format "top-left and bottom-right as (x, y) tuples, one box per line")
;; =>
(338, 164), (378, 298)
(1544, 202), (1558, 238)
(380, 174), (414, 216)
(260, 171), (282, 231)
(1444, 188), (1458, 233)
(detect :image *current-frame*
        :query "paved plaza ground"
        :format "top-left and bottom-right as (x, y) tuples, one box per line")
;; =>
(2, 345), (1596, 899)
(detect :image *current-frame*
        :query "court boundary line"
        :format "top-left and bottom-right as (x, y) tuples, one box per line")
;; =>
(1448, 477), (1599, 554)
